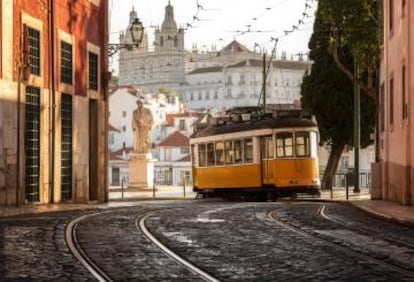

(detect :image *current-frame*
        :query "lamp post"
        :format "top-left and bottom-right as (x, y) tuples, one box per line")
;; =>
(108, 18), (144, 57)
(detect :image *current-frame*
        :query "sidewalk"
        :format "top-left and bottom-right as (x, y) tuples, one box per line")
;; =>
(0, 187), (413, 228)
(318, 187), (414, 228)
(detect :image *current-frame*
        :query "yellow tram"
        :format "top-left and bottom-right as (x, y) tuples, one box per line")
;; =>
(190, 109), (320, 200)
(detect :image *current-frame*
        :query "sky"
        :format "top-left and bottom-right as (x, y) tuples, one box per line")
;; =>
(109, 0), (317, 68)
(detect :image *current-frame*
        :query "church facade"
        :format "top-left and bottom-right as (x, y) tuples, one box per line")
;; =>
(119, 3), (186, 93)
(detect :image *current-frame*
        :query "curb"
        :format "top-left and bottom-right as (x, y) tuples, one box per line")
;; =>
(349, 201), (414, 228)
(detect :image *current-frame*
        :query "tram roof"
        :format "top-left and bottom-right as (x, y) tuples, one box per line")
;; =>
(191, 117), (317, 138)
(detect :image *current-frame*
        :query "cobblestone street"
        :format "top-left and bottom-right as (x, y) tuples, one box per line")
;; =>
(0, 200), (413, 281)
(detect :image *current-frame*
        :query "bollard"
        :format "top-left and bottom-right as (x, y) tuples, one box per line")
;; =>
(153, 177), (156, 199)
(121, 178), (124, 201)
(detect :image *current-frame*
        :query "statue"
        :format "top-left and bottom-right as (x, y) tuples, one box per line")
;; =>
(131, 100), (153, 154)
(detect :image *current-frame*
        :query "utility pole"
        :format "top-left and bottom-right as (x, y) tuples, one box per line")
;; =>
(262, 52), (267, 113)
(353, 62), (360, 193)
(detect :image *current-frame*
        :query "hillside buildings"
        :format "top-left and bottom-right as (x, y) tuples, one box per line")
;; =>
(0, 0), (109, 206)
(117, 4), (311, 112)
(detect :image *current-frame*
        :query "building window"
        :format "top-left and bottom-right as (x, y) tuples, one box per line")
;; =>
(160, 36), (164, 47)
(88, 52), (98, 90)
(402, 65), (407, 119)
(174, 36), (178, 47)
(206, 91), (210, 100)
(239, 74), (245, 85)
(60, 41), (73, 84)
(165, 148), (172, 161)
(389, 0), (394, 32)
(180, 147), (190, 154)
(227, 75), (233, 86)
(179, 119), (186, 131)
(390, 77), (394, 125)
(214, 91), (218, 99)
(198, 92), (202, 100)
(190, 92), (194, 101)
(28, 27), (41, 76)
(122, 126), (126, 132)
(122, 111), (127, 117)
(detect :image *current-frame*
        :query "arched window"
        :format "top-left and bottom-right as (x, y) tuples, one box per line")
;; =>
(174, 36), (178, 47)
(160, 36), (164, 47)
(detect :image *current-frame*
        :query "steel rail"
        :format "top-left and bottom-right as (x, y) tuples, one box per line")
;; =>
(136, 213), (220, 282)
(319, 205), (414, 249)
(65, 213), (113, 282)
(268, 210), (414, 278)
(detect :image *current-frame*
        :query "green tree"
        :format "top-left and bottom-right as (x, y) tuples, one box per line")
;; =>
(318, 0), (380, 100)
(301, 4), (376, 190)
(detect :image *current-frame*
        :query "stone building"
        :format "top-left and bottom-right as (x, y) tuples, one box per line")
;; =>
(0, 0), (108, 206)
(119, 3), (186, 93)
(373, 0), (413, 205)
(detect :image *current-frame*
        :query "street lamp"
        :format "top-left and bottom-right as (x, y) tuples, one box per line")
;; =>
(108, 17), (144, 57)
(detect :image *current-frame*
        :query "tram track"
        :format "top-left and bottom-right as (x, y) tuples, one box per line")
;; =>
(136, 212), (220, 282)
(65, 212), (113, 282)
(268, 209), (414, 278)
(318, 205), (414, 250)
(65, 209), (220, 282)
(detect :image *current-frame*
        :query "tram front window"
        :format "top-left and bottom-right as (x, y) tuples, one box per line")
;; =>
(296, 132), (310, 157)
(276, 132), (293, 157)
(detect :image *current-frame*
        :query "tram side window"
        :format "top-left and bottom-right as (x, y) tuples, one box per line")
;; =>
(244, 138), (253, 163)
(198, 144), (206, 167)
(276, 132), (293, 157)
(234, 140), (243, 164)
(295, 132), (310, 157)
(207, 143), (215, 166)
(215, 141), (225, 165)
(225, 140), (234, 164)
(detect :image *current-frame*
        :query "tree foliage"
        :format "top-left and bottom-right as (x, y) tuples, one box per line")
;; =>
(301, 3), (376, 189)
(318, 0), (380, 100)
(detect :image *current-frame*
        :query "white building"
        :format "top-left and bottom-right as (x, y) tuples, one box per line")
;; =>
(154, 131), (192, 185)
(183, 56), (310, 111)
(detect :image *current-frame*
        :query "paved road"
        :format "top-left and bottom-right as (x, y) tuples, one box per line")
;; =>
(0, 200), (413, 281)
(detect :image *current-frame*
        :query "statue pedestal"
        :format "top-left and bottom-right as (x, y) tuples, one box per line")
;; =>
(128, 153), (156, 190)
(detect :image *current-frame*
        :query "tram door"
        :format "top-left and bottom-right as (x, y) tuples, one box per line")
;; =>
(261, 136), (274, 185)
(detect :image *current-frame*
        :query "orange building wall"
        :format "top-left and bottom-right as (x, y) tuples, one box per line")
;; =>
(13, 0), (108, 97)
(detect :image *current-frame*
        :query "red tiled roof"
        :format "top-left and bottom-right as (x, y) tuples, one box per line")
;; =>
(108, 124), (120, 132)
(157, 131), (189, 147)
(109, 152), (124, 161)
(108, 86), (140, 97)
(177, 154), (191, 162)
(113, 147), (133, 155)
